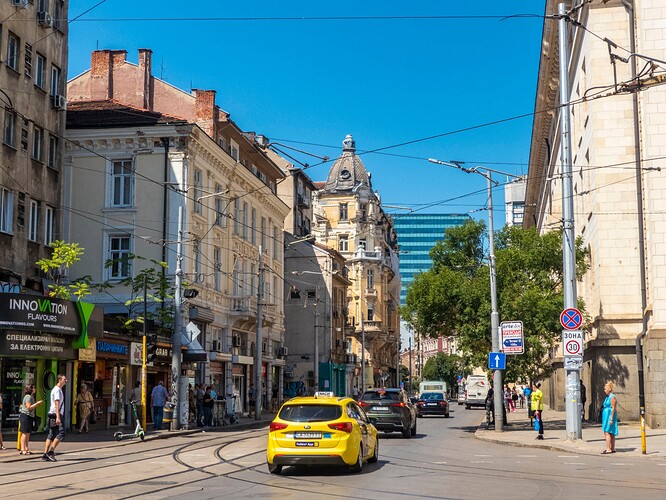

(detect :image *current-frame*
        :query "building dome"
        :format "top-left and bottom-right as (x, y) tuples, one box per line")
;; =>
(323, 134), (371, 192)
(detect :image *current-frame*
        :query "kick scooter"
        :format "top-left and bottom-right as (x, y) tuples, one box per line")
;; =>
(113, 400), (145, 441)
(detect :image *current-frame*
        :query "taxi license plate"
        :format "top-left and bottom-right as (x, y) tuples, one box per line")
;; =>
(294, 432), (322, 439)
(372, 406), (390, 411)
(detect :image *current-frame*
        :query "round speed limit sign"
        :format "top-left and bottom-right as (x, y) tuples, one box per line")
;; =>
(565, 339), (582, 355)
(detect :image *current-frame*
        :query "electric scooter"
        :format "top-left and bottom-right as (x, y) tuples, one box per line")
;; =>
(113, 400), (145, 441)
(225, 394), (237, 425)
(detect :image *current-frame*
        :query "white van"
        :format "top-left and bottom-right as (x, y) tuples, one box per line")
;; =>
(464, 375), (489, 409)
(419, 381), (447, 395)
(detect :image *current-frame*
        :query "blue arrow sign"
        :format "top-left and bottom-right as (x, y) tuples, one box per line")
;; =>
(488, 352), (506, 370)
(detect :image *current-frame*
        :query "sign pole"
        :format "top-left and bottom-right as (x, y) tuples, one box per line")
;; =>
(141, 275), (147, 431)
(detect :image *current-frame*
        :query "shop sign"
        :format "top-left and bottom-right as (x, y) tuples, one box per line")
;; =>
(0, 331), (75, 359)
(130, 342), (154, 367)
(156, 346), (172, 363)
(0, 293), (91, 337)
(209, 361), (224, 373)
(232, 364), (245, 375)
(79, 337), (97, 362)
(96, 341), (129, 356)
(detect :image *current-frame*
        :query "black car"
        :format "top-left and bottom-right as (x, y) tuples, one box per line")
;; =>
(359, 388), (417, 438)
(416, 391), (450, 418)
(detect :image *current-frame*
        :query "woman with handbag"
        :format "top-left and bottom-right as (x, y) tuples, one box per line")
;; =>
(601, 381), (619, 454)
(19, 385), (43, 455)
(76, 384), (94, 433)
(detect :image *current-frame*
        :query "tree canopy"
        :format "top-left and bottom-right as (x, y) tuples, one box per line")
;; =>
(402, 220), (588, 382)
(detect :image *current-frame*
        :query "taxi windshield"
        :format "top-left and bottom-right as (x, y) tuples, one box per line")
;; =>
(279, 404), (342, 422)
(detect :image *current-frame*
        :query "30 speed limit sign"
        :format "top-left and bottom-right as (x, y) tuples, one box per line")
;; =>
(562, 330), (583, 355)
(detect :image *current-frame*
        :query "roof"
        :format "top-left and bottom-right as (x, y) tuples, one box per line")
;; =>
(322, 135), (371, 192)
(313, 181), (326, 190)
(66, 100), (188, 129)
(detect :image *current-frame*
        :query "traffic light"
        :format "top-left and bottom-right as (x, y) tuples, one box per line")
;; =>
(146, 334), (158, 363)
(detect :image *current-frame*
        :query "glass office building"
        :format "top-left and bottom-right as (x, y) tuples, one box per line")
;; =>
(393, 213), (470, 305)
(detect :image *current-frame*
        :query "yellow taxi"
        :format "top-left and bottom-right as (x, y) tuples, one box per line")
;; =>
(266, 392), (379, 474)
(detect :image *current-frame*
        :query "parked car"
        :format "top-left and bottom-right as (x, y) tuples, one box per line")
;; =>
(458, 391), (467, 405)
(266, 392), (379, 475)
(359, 388), (417, 438)
(416, 391), (450, 418)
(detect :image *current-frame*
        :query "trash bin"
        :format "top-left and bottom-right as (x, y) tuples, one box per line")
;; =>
(163, 404), (174, 427)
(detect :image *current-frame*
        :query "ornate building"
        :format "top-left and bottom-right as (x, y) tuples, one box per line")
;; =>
(312, 135), (401, 388)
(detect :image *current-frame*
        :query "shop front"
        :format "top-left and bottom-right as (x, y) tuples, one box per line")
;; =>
(0, 293), (102, 432)
(91, 338), (130, 428)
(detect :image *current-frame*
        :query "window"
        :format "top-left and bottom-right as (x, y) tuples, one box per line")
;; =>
(193, 169), (203, 214)
(28, 200), (39, 241)
(367, 306), (374, 321)
(50, 64), (61, 97)
(213, 247), (221, 291)
(251, 208), (256, 244)
(47, 135), (59, 169)
(38, 0), (49, 12)
(3, 110), (17, 148)
(261, 217), (267, 249)
(339, 203), (348, 220)
(358, 238), (366, 250)
(44, 205), (55, 244)
(250, 264), (256, 294)
(242, 202), (248, 240)
(214, 184), (226, 227)
(193, 239), (202, 277)
(53, 1), (63, 31)
(273, 226), (279, 259)
(367, 269), (374, 289)
(109, 235), (131, 279)
(35, 53), (45, 89)
(218, 136), (227, 151)
(230, 140), (239, 161)
(32, 126), (43, 161)
(110, 159), (133, 207)
(273, 276), (278, 303)
(338, 234), (348, 252)
(266, 219), (272, 257)
(6, 33), (19, 71)
(0, 188), (14, 234)
(24, 43), (32, 78)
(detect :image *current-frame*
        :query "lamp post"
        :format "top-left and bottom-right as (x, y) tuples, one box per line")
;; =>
(428, 158), (507, 431)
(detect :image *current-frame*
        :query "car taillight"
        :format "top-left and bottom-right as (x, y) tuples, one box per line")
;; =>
(270, 422), (288, 432)
(439, 401), (447, 407)
(390, 402), (405, 407)
(328, 422), (353, 433)
(417, 401), (425, 406)
(358, 401), (370, 407)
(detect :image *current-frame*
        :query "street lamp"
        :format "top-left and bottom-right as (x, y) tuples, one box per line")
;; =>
(428, 158), (505, 431)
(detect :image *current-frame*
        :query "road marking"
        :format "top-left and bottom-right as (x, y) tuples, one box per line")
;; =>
(517, 455), (537, 458)
(558, 455), (578, 458)
(563, 462), (586, 465)
(470, 460), (493, 464)
(433, 461), (447, 464)
(474, 454), (492, 457)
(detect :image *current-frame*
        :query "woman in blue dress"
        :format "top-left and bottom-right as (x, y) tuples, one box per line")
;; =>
(601, 381), (618, 454)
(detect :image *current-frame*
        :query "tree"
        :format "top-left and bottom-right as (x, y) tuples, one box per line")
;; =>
(36, 240), (91, 300)
(422, 353), (464, 392)
(402, 220), (589, 383)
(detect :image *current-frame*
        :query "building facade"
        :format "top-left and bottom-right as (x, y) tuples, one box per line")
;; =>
(65, 49), (289, 418)
(524, 0), (666, 426)
(312, 135), (401, 389)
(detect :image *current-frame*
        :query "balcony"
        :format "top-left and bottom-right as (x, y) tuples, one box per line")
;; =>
(365, 288), (377, 297)
(297, 193), (310, 208)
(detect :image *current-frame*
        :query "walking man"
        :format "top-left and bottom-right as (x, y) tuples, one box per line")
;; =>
(248, 383), (256, 418)
(151, 380), (169, 430)
(195, 384), (205, 427)
(43, 374), (67, 462)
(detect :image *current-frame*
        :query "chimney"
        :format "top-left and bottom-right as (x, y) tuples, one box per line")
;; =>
(90, 50), (112, 100)
(193, 89), (217, 139)
(138, 48), (153, 110)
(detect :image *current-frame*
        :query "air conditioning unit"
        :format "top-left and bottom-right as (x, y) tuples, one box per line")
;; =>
(37, 11), (53, 27)
(212, 340), (222, 352)
(279, 347), (288, 357)
(52, 94), (66, 110)
(12, 0), (30, 8)
(262, 341), (268, 354)
(232, 335), (241, 347)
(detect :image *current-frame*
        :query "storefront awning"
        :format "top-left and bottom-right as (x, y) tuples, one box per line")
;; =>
(181, 331), (209, 363)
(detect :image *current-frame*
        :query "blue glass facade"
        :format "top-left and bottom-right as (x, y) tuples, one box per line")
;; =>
(393, 213), (470, 305)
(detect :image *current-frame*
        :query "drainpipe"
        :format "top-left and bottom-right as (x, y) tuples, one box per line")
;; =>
(622, 0), (648, 454)
(161, 137), (170, 275)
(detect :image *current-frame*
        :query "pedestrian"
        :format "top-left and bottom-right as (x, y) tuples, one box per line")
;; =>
(580, 380), (587, 421)
(511, 388), (518, 412)
(75, 383), (94, 433)
(202, 386), (214, 426)
(19, 384), (43, 455)
(531, 382), (544, 440)
(195, 384), (205, 427)
(601, 381), (618, 454)
(352, 385), (359, 401)
(503, 384), (512, 413)
(188, 384), (196, 423)
(248, 383), (256, 417)
(43, 374), (67, 462)
(150, 380), (169, 430)
(132, 381), (142, 403)
(485, 384), (495, 427)
(524, 384), (533, 422)
(209, 384), (218, 400)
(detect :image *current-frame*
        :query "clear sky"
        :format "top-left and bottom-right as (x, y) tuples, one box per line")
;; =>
(68, 0), (546, 220)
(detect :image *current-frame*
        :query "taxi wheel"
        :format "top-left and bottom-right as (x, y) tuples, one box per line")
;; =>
(268, 462), (282, 475)
(350, 444), (364, 473)
(368, 439), (379, 463)
(410, 419), (417, 436)
(402, 425), (411, 438)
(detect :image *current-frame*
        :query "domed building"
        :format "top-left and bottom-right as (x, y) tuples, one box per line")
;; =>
(312, 135), (401, 390)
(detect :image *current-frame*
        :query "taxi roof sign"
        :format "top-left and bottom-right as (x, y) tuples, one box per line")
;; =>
(314, 391), (335, 398)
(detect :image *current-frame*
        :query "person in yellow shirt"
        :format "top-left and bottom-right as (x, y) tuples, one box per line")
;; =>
(531, 382), (544, 440)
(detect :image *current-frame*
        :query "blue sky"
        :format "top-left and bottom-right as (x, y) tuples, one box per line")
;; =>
(68, 0), (546, 219)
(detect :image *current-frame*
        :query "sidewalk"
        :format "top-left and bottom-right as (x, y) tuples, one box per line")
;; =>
(475, 405), (666, 460)
(0, 412), (273, 463)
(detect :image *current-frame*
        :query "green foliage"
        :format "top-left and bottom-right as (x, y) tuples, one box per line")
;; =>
(422, 353), (465, 390)
(402, 221), (589, 383)
(35, 240), (91, 300)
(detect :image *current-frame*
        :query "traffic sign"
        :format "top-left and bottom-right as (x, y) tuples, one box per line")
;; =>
(488, 352), (506, 370)
(501, 321), (524, 354)
(562, 330), (583, 356)
(560, 308), (583, 330)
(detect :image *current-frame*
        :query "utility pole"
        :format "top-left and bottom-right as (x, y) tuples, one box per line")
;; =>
(254, 246), (263, 421)
(408, 334), (412, 394)
(141, 275), (148, 431)
(360, 313), (365, 391)
(314, 285), (319, 392)
(558, 2), (582, 440)
(171, 206), (184, 430)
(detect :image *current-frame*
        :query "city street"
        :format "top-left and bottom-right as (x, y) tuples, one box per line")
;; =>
(2, 407), (665, 499)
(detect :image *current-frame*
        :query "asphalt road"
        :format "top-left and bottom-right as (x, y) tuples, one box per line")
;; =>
(2, 405), (665, 499)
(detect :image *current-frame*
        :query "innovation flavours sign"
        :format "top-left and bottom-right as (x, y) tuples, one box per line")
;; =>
(0, 293), (90, 336)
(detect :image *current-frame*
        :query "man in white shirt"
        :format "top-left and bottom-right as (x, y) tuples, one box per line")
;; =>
(43, 374), (67, 462)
